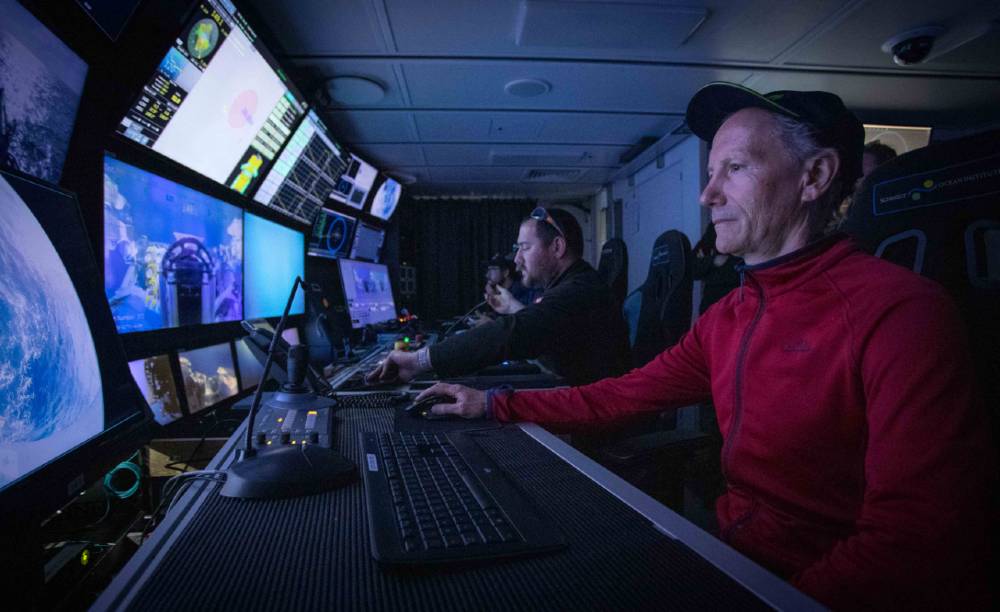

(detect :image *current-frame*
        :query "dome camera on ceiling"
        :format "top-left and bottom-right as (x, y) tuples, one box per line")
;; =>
(881, 26), (946, 66)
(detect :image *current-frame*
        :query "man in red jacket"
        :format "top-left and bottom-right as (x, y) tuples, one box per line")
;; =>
(414, 83), (994, 610)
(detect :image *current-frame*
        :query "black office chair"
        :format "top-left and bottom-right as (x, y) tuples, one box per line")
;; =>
(596, 230), (715, 518)
(843, 128), (1000, 445)
(628, 230), (693, 368)
(596, 238), (628, 308)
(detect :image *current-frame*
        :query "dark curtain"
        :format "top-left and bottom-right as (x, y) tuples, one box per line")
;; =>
(398, 198), (535, 320)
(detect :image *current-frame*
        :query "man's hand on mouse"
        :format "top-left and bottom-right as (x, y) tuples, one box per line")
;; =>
(414, 383), (487, 419)
(365, 350), (426, 384)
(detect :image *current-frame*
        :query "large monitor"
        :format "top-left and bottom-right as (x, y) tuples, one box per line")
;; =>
(129, 355), (183, 425)
(0, 168), (148, 519)
(254, 110), (348, 225)
(350, 221), (385, 262)
(244, 212), (304, 318)
(0, 0), (88, 184)
(338, 259), (396, 329)
(177, 342), (238, 414)
(103, 155), (244, 333)
(308, 208), (356, 259)
(115, 0), (307, 197)
(74, 0), (143, 41)
(330, 153), (377, 209)
(367, 175), (402, 222)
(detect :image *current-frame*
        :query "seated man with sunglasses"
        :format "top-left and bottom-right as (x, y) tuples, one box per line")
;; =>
(367, 207), (630, 386)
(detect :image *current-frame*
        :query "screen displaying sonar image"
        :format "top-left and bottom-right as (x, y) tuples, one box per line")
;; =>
(115, 0), (306, 197)
(308, 209), (355, 259)
(178, 343), (237, 414)
(338, 259), (396, 329)
(103, 155), (243, 333)
(0, 0), (88, 183)
(128, 355), (182, 425)
(254, 110), (348, 225)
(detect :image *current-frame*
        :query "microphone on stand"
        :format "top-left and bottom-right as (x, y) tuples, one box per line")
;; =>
(221, 277), (355, 499)
(440, 300), (488, 338)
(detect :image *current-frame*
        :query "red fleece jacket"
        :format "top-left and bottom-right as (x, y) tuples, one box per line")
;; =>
(493, 236), (993, 610)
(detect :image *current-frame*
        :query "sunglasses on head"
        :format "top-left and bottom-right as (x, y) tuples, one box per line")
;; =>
(530, 206), (565, 238)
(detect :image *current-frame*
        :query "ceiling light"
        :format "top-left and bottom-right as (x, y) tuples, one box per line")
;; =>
(322, 76), (386, 106)
(504, 78), (551, 98)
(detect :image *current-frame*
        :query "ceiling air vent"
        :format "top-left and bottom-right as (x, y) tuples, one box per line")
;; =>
(522, 168), (586, 182)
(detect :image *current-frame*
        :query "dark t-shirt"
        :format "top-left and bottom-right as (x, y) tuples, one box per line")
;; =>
(430, 259), (631, 385)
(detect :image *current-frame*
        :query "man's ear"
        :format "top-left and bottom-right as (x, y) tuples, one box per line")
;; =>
(550, 235), (568, 258)
(801, 149), (840, 203)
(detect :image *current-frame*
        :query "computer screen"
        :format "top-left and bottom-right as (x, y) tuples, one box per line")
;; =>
(235, 338), (264, 391)
(244, 212), (305, 318)
(129, 355), (182, 425)
(0, 0), (88, 183)
(350, 221), (385, 262)
(0, 168), (147, 512)
(103, 155), (244, 333)
(254, 110), (348, 225)
(308, 208), (356, 259)
(74, 0), (142, 41)
(115, 0), (307, 196)
(330, 153), (377, 209)
(178, 343), (238, 414)
(367, 176), (402, 222)
(338, 259), (396, 328)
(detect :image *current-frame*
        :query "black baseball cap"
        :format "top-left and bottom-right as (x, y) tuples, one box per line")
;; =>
(685, 82), (865, 185)
(488, 253), (514, 273)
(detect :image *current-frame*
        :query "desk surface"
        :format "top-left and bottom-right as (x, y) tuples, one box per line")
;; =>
(93, 404), (822, 611)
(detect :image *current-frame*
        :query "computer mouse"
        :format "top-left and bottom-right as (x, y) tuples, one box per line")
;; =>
(404, 394), (458, 420)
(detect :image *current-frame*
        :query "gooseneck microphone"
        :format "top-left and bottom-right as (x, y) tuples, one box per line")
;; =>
(440, 300), (488, 338)
(221, 277), (355, 499)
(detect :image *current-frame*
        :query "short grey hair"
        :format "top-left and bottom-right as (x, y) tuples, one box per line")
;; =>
(770, 113), (851, 239)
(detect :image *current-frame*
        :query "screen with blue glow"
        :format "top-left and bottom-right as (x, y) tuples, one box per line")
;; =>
(0, 173), (103, 490)
(0, 0), (88, 183)
(244, 212), (304, 318)
(338, 259), (396, 329)
(368, 177), (401, 222)
(178, 343), (237, 414)
(308, 208), (355, 259)
(103, 155), (243, 333)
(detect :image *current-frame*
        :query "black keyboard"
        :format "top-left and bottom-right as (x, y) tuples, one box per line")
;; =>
(360, 431), (566, 564)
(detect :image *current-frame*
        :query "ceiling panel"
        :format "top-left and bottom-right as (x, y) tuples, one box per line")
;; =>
(748, 71), (1000, 126)
(349, 144), (427, 167)
(400, 61), (753, 112)
(291, 59), (409, 107)
(413, 111), (678, 145)
(383, 0), (846, 64)
(421, 144), (628, 167)
(321, 110), (417, 143)
(785, 0), (1000, 73)
(246, 0), (384, 55)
